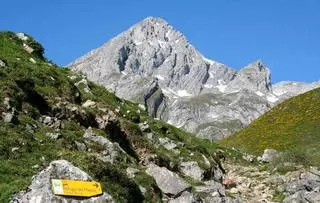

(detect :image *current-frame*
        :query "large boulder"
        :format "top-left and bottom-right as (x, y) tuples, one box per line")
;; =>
(180, 161), (204, 181)
(261, 149), (278, 163)
(146, 164), (191, 196)
(11, 160), (113, 203)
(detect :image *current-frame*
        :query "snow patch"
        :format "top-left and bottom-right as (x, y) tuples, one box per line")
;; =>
(216, 85), (227, 93)
(158, 40), (166, 47)
(121, 71), (127, 75)
(203, 56), (214, 65)
(162, 88), (193, 98)
(255, 91), (265, 97)
(267, 94), (279, 103)
(177, 90), (193, 97)
(204, 84), (214, 88)
(208, 113), (219, 119)
(155, 75), (165, 81)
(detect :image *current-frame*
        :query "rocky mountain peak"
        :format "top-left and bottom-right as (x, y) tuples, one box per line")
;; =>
(226, 60), (272, 94)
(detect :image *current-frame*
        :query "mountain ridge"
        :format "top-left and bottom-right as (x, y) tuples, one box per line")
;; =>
(68, 16), (320, 140)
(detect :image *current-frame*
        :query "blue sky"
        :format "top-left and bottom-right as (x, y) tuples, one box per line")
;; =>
(1, 0), (319, 83)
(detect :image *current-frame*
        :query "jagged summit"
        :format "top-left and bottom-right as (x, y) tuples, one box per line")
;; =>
(226, 60), (272, 94)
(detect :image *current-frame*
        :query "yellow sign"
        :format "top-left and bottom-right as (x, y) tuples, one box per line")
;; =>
(51, 179), (103, 197)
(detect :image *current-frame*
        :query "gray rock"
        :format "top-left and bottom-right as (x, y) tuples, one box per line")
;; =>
(261, 149), (278, 163)
(29, 58), (36, 64)
(45, 132), (62, 140)
(16, 32), (29, 41)
(195, 180), (226, 197)
(0, 59), (6, 67)
(83, 127), (119, 163)
(11, 160), (113, 203)
(82, 100), (96, 108)
(11, 147), (20, 152)
(168, 191), (199, 203)
(138, 122), (150, 132)
(23, 43), (34, 53)
(3, 109), (15, 123)
(39, 116), (61, 129)
(74, 141), (87, 151)
(158, 137), (178, 150)
(180, 161), (204, 181)
(126, 167), (140, 179)
(146, 164), (191, 196)
(283, 191), (306, 203)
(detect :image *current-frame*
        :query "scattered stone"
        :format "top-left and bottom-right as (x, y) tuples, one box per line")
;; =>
(68, 75), (78, 80)
(31, 164), (39, 169)
(242, 154), (255, 162)
(82, 100), (96, 108)
(74, 141), (87, 151)
(146, 164), (191, 196)
(0, 59), (6, 67)
(261, 149), (278, 163)
(75, 78), (91, 93)
(195, 180), (226, 196)
(180, 161), (204, 181)
(139, 186), (147, 195)
(168, 191), (198, 203)
(16, 32), (29, 41)
(138, 104), (146, 111)
(45, 132), (62, 140)
(83, 127), (119, 163)
(39, 116), (61, 128)
(126, 167), (140, 179)
(23, 43), (34, 53)
(10, 160), (113, 203)
(3, 111), (15, 123)
(29, 58), (36, 64)
(11, 147), (20, 152)
(158, 137), (177, 150)
(139, 121), (150, 132)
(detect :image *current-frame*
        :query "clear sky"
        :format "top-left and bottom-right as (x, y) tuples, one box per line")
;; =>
(1, 0), (319, 83)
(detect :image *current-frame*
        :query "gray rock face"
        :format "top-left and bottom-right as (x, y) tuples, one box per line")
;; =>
(69, 17), (320, 140)
(11, 160), (113, 203)
(145, 164), (191, 196)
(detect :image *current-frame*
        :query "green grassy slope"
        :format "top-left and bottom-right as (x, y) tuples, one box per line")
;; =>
(0, 32), (229, 202)
(221, 88), (320, 165)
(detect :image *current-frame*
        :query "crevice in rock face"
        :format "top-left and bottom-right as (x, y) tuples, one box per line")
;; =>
(117, 46), (130, 72)
(144, 81), (165, 118)
(106, 121), (139, 161)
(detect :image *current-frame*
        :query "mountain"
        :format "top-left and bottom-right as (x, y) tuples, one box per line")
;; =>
(221, 87), (320, 165)
(69, 17), (320, 140)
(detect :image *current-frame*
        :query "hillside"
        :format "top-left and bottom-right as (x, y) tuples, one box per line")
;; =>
(0, 31), (232, 202)
(221, 87), (320, 165)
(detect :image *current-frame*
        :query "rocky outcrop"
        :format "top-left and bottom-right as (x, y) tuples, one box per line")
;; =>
(180, 161), (204, 181)
(11, 160), (113, 203)
(145, 164), (191, 196)
(261, 149), (279, 163)
(69, 17), (320, 140)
